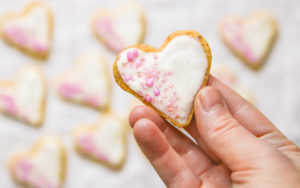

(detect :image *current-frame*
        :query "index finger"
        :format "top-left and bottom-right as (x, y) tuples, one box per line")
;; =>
(207, 75), (277, 137)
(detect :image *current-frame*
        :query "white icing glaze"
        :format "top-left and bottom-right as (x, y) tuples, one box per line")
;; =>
(2, 5), (50, 50)
(117, 35), (208, 124)
(221, 12), (276, 63)
(30, 140), (61, 186)
(57, 53), (110, 108)
(16, 69), (45, 124)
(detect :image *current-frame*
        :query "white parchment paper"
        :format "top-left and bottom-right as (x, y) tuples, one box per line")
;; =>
(0, 0), (299, 187)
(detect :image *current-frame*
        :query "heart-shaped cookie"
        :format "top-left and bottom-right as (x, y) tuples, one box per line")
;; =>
(56, 52), (111, 110)
(8, 136), (67, 188)
(219, 12), (277, 69)
(92, 2), (146, 52)
(114, 30), (211, 128)
(73, 113), (127, 169)
(0, 2), (53, 59)
(0, 65), (46, 126)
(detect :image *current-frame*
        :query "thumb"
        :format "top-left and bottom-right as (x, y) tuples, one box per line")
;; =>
(194, 86), (272, 170)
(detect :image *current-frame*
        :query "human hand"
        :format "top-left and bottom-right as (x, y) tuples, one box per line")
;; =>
(129, 75), (300, 188)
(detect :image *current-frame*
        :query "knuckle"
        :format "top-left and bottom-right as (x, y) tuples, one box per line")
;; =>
(209, 117), (240, 139)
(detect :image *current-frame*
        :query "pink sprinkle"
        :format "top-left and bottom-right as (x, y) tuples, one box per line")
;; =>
(123, 75), (132, 82)
(127, 51), (134, 62)
(146, 78), (154, 88)
(133, 49), (139, 57)
(145, 95), (152, 102)
(135, 59), (142, 67)
(153, 87), (160, 96)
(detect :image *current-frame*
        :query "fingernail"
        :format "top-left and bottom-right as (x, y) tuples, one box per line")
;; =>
(198, 86), (224, 112)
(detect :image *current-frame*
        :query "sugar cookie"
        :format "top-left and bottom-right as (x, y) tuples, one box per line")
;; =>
(114, 30), (211, 128)
(0, 65), (46, 126)
(56, 52), (111, 110)
(73, 113), (127, 169)
(92, 2), (146, 52)
(8, 136), (67, 188)
(220, 11), (277, 69)
(0, 2), (53, 59)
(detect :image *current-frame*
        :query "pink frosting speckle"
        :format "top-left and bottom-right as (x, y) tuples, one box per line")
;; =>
(78, 133), (95, 153)
(4, 26), (48, 53)
(95, 151), (108, 161)
(78, 133), (109, 162)
(118, 47), (183, 120)
(95, 17), (123, 52)
(122, 74), (133, 82)
(59, 83), (81, 99)
(223, 22), (258, 63)
(32, 42), (48, 53)
(15, 159), (33, 182)
(0, 94), (18, 115)
(4, 26), (28, 47)
(15, 158), (59, 188)
(85, 96), (100, 107)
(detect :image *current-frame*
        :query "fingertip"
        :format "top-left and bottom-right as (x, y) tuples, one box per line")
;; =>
(133, 118), (169, 161)
(133, 118), (154, 138)
(129, 105), (151, 128)
(195, 86), (224, 113)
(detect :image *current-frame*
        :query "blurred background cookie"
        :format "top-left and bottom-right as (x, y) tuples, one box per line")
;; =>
(91, 1), (146, 52)
(8, 135), (67, 188)
(55, 51), (111, 111)
(0, 2), (53, 60)
(0, 65), (46, 126)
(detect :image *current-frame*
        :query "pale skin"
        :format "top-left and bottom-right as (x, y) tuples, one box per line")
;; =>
(129, 75), (300, 188)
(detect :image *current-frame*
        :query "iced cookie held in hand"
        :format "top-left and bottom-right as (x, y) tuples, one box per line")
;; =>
(92, 2), (146, 52)
(0, 65), (46, 126)
(56, 52), (111, 110)
(0, 2), (53, 59)
(114, 30), (211, 128)
(220, 12), (277, 69)
(8, 136), (67, 188)
(73, 113), (127, 169)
